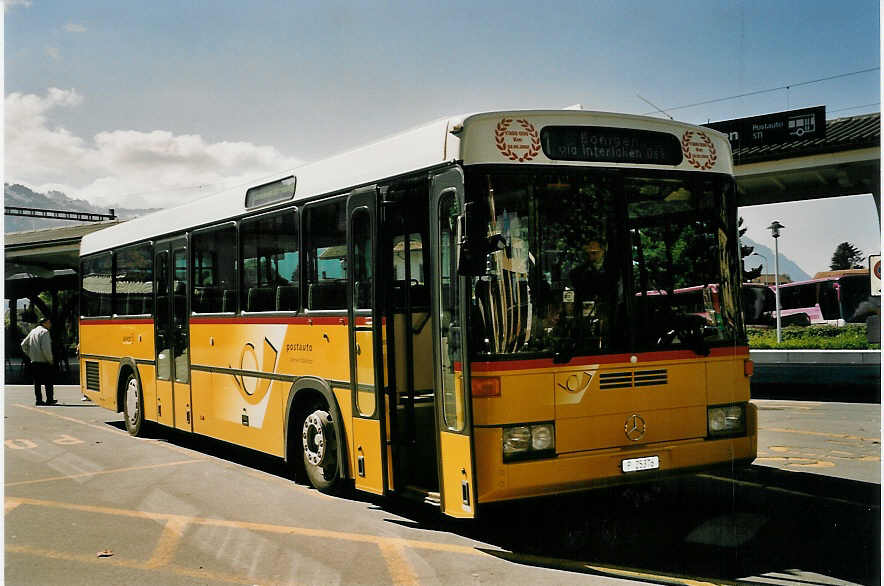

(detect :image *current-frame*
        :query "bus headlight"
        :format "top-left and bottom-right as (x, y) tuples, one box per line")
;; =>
(503, 423), (556, 461)
(707, 404), (746, 437)
(531, 424), (555, 451)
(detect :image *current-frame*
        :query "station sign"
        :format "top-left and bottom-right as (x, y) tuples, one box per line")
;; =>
(704, 106), (826, 148)
(870, 254), (881, 297)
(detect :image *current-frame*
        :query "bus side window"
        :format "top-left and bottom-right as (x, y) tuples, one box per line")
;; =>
(81, 252), (113, 317)
(192, 224), (238, 313)
(241, 209), (299, 312)
(305, 200), (347, 311)
(114, 243), (153, 316)
(438, 191), (463, 432)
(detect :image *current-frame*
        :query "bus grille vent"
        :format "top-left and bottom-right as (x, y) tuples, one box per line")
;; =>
(599, 369), (668, 389)
(599, 371), (633, 390)
(634, 369), (668, 387)
(85, 361), (100, 391)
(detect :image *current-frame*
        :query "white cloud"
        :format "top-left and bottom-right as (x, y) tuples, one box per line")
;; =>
(64, 23), (87, 33)
(45, 47), (61, 60)
(3, 0), (32, 11)
(4, 88), (302, 208)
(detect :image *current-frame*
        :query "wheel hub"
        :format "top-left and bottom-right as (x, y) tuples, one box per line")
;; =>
(302, 413), (327, 466)
(126, 378), (139, 425)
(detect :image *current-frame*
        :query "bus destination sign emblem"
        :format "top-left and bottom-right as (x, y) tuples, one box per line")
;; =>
(495, 118), (541, 162)
(681, 130), (717, 170)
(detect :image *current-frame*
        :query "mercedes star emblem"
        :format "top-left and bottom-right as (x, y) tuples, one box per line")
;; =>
(625, 414), (647, 442)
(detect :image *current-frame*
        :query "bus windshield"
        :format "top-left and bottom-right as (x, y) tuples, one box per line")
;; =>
(464, 168), (743, 360)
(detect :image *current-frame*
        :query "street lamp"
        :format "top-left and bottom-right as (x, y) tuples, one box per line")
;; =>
(767, 221), (785, 343)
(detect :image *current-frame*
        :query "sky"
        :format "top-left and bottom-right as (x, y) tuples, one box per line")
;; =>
(3, 0), (881, 276)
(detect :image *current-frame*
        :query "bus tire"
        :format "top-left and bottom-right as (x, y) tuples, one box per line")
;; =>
(301, 405), (340, 492)
(123, 371), (146, 437)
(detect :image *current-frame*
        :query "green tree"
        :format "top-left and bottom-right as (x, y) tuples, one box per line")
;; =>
(830, 242), (864, 270)
(738, 217), (762, 281)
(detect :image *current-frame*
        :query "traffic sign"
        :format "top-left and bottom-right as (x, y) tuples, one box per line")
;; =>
(704, 106), (826, 149)
(870, 254), (881, 296)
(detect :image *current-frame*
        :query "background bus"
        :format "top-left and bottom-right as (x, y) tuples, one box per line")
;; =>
(79, 110), (756, 519)
(772, 271), (871, 325)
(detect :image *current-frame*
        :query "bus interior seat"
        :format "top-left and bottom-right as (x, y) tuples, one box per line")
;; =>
(354, 281), (371, 307)
(247, 287), (275, 312)
(276, 285), (299, 311)
(391, 280), (429, 309)
(193, 287), (221, 313)
(222, 289), (236, 313)
(308, 281), (347, 310)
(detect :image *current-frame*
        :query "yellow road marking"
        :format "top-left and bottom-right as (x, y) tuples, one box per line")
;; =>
(764, 427), (879, 443)
(9, 496), (756, 585)
(6, 496), (484, 556)
(14, 403), (202, 457)
(586, 564), (720, 585)
(5, 544), (273, 585)
(12, 403), (335, 499)
(697, 473), (879, 509)
(15, 403), (129, 436)
(5, 459), (205, 487)
(377, 541), (420, 585)
(5, 498), (23, 513)
(146, 517), (190, 569)
(756, 456), (835, 468)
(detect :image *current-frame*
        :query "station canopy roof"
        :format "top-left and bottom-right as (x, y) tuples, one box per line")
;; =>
(734, 112), (880, 207)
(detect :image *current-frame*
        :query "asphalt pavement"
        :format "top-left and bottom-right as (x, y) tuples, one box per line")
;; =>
(4, 384), (881, 585)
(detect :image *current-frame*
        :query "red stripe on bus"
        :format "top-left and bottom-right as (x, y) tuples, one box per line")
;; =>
(190, 316), (352, 326)
(469, 346), (749, 372)
(80, 318), (154, 326)
(83, 316), (378, 326)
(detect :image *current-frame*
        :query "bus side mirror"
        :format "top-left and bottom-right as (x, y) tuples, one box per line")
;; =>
(457, 203), (485, 276)
(456, 203), (507, 276)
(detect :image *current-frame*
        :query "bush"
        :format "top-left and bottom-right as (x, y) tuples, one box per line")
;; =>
(747, 324), (878, 349)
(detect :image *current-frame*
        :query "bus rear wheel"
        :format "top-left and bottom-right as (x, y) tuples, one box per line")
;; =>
(301, 406), (341, 492)
(123, 371), (146, 437)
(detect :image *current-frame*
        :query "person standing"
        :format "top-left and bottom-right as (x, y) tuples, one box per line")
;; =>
(20, 317), (57, 406)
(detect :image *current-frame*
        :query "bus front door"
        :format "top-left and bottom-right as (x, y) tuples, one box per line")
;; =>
(430, 168), (477, 519)
(347, 186), (389, 495)
(154, 237), (193, 431)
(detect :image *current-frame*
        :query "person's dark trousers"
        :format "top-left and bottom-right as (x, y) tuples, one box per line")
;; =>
(31, 362), (55, 403)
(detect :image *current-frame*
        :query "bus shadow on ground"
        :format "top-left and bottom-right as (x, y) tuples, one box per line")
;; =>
(382, 466), (881, 585)
(116, 423), (880, 585)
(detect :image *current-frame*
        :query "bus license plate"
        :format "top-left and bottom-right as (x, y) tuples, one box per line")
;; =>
(621, 456), (659, 473)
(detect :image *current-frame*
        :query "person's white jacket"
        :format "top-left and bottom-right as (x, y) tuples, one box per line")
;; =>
(20, 325), (53, 364)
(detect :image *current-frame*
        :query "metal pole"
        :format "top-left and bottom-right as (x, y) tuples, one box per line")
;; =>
(774, 237), (782, 343)
(767, 221), (785, 344)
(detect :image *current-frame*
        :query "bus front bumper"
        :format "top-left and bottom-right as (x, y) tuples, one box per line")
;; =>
(474, 430), (757, 504)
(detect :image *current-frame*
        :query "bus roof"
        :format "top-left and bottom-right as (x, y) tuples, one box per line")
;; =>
(812, 268), (869, 279)
(80, 109), (732, 257)
(774, 273), (868, 288)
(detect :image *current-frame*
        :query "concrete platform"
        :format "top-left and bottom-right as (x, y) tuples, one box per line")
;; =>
(750, 349), (881, 387)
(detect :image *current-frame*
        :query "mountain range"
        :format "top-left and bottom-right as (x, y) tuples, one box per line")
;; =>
(4, 183), (158, 233)
(741, 236), (811, 281)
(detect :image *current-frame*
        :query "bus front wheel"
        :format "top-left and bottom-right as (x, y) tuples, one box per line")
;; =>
(123, 371), (146, 437)
(301, 406), (341, 492)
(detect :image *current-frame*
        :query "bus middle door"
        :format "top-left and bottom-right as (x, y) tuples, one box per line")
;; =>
(347, 186), (389, 495)
(154, 237), (193, 431)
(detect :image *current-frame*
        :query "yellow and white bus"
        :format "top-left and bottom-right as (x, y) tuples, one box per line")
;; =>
(79, 110), (756, 518)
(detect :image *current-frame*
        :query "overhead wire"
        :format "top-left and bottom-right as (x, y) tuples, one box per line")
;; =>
(641, 67), (880, 116)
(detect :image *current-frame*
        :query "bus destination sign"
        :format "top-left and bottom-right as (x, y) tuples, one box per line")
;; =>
(704, 106), (826, 148)
(540, 126), (683, 165)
